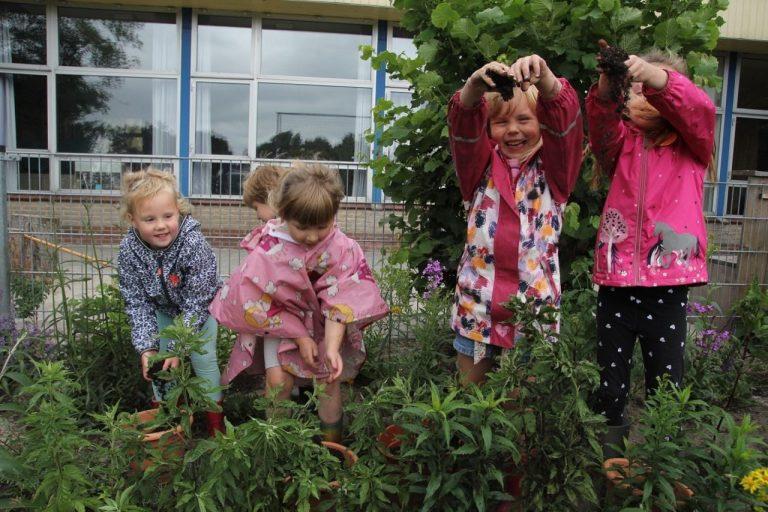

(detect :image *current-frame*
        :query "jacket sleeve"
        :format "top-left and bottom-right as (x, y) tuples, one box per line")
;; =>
(537, 78), (584, 203)
(117, 245), (159, 354)
(447, 90), (494, 201)
(585, 83), (628, 178)
(178, 232), (220, 334)
(314, 239), (389, 328)
(644, 70), (716, 166)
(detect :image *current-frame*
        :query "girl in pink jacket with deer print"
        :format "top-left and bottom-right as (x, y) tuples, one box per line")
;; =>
(587, 46), (715, 440)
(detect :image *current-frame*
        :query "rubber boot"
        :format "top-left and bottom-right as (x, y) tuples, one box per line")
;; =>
(320, 416), (344, 444)
(601, 423), (630, 459)
(206, 401), (225, 437)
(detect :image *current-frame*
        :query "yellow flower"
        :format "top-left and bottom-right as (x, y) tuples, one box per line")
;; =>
(741, 467), (768, 505)
(390, 306), (403, 315)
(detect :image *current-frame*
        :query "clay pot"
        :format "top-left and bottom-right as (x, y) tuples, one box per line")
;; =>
(603, 458), (693, 509)
(128, 408), (190, 481)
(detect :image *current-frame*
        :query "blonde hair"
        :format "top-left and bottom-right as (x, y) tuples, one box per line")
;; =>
(272, 163), (344, 226)
(120, 167), (190, 222)
(242, 164), (287, 207)
(641, 48), (688, 76)
(485, 85), (539, 122)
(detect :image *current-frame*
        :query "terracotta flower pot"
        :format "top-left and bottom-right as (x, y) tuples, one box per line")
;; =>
(603, 457), (693, 509)
(376, 424), (406, 461)
(128, 408), (190, 481)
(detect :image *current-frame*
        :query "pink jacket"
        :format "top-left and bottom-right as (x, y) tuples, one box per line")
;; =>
(209, 220), (389, 383)
(587, 70), (715, 287)
(447, 79), (583, 348)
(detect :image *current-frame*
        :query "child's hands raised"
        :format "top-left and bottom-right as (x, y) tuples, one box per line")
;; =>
(509, 54), (561, 100)
(296, 336), (320, 370)
(624, 55), (669, 90)
(460, 61), (512, 107)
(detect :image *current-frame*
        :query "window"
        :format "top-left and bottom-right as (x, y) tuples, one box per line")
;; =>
(196, 15), (251, 75)
(261, 19), (371, 80)
(737, 56), (768, 110)
(390, 26), (416, 60)
(1, 73), (47, 149)
(0, 3), (46, 65)
(58, 8), (177, 71)
(194, 82), (249, 156)
(256, 84), (371, 161)
(57, 75), (177, 155)
(190, 16), (375, 198)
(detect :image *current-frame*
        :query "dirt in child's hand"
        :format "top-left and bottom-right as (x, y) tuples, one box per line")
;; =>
(485, 69), (518, 101)
(147, 359), (165, 380)
(598, 41), (630, 112)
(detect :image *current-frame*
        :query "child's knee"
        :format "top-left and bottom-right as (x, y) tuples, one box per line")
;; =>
(265, 368), (294, 391)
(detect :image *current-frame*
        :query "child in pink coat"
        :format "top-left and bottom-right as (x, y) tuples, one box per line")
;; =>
(587, 47), (716, 445)
(448, 55), (584, 384)
(209, 163), (388, 442)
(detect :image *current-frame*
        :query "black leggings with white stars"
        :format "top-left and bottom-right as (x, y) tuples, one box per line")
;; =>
(595, 285), (689, 426)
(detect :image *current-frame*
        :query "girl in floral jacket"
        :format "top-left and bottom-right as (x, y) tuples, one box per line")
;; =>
(209, 163), (388, 442)
(448, 55), (584, 384)
(117, 168), (223, 436)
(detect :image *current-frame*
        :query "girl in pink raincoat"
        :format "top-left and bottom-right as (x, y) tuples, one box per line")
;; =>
(587, 45), (715, 452)
(209, 163), (388, 442)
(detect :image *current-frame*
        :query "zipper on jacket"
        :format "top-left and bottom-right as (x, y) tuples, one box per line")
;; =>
(634, 141), (648, 286)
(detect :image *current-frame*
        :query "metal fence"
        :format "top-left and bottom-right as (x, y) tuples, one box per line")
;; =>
(3, 152), (768, 322)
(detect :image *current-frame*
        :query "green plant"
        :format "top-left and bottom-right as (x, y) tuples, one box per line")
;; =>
(0, 361), (98, 510)
(10, 273), (51, 319)
(488, 295), (605, 511)
(362, 0), (727, 286)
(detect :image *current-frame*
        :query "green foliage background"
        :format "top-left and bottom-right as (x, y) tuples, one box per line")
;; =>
(365, 0), (728, 284)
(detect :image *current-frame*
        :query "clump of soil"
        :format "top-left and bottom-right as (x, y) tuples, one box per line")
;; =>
(598, 40), (630, 111)
(485, 69), (518, 101)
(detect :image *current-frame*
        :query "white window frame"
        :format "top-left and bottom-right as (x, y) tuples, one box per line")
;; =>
(0, 2), (183, 195)
(189, 11), (377, 202)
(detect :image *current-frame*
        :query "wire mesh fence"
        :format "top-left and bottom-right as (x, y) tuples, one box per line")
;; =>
(3, 152), (767, 323)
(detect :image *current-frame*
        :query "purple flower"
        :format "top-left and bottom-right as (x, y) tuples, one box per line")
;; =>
(687, 302), (715, 315)
(421, 259), (445, 299)
(695, 328), (731, 354)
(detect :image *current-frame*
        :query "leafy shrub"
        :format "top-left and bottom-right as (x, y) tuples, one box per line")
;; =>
(10, 274), (50, 319)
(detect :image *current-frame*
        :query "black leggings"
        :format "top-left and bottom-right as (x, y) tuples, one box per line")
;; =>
(594, 286), (689, 426)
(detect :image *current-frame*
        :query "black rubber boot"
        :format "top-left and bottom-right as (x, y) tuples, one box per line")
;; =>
(601, 423), (630, 459)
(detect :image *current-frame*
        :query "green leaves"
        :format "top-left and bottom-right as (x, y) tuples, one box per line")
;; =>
(431, 3), (460, 29)
(450, 18), (479, 40)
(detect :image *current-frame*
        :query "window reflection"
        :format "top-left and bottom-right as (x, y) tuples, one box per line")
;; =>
(195, 82), (249, 155)
(391, 26), (416, 60)
(59, 159), (173, 190)
(58, 8), (177, 70)
(1, 74), (47, 149)
(191, 161), (249, 196)
(732, 117), (768, 180)
(261, 19), (371, 80)
(0, 3), (46, 64)
(737, 56), (768, 110)
(197, 15), (251, 74)
(256, 83), (371, 161)
(57, 75), (176, 155)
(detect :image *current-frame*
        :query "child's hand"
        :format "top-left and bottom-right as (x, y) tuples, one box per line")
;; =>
(141, 351), (180, 381)
(509, 54), (561, 100)
(624, 55), (668, 91)
(296, 337), (320, 370)
(324, 348), (343, 383)
(460, 61), (512, 107)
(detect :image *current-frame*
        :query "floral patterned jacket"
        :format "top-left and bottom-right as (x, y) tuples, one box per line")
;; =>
(209, 220), (389, 383)
(447, 78), (583, 349)
(118, 216), (220, 354)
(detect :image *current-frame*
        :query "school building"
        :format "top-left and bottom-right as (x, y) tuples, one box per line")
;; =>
(0, 0), (766, 310)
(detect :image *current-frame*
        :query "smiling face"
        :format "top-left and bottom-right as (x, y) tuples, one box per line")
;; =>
(286, 220), (333, 247)
(488, 95), (541, 159)
(129, 189), (181, 249)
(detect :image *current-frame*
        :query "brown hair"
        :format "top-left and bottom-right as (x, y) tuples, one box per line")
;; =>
(242, 164), (287, 207)
(272, 162), (344, 226)
(120, 167), (190, 222)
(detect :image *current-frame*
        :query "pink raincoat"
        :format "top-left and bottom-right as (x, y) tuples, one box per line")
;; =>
(587, 70), (715, 287)
(209, 220), (389, 384)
